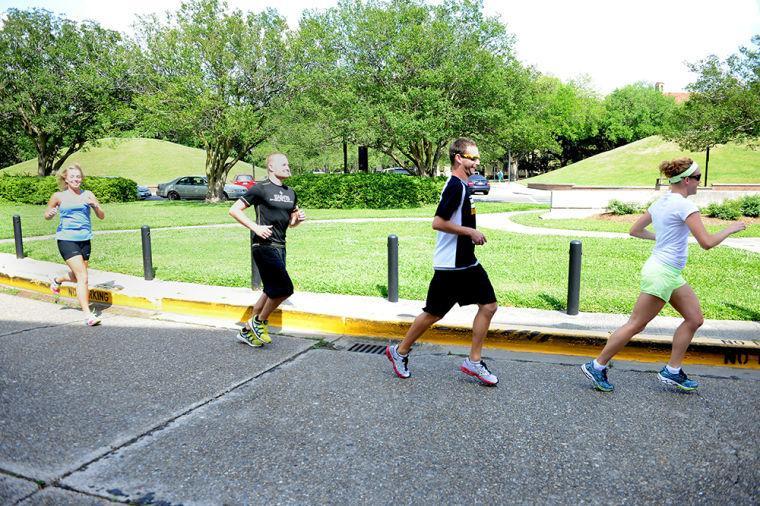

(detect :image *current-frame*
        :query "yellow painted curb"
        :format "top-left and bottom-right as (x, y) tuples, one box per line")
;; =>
(2, 273), (758, 370)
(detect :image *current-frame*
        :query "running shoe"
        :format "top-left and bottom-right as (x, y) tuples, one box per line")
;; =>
(85, 315), (101, 326)
(49, 275), (61, 295)
(236, 327), (264, 347)
(657, 367), (699, 391)
(249, 316), (271, 344)
(385, 344), (410, 379)
(581, 361), (613, 392)
(460, 358), (498, 386)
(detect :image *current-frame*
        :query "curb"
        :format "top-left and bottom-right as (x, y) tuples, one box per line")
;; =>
(1, 271), (758, 370)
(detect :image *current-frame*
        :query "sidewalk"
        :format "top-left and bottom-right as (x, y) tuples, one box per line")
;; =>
(478, 211), (760, 254)
(1, 253), (758, 369)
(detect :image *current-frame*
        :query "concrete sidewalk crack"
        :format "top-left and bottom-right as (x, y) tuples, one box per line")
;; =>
(49, 344), (318, 497)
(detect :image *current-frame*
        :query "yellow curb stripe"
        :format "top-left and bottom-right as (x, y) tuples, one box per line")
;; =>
(1, 273), (758, 370)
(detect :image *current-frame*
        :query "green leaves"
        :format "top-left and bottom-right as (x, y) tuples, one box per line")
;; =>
(0, 9), (134, 175)
(135, 0), (293, 200)
(295, 0), (518, 174)
(665, 35), (760, 151)
(286, 173), (444, 208)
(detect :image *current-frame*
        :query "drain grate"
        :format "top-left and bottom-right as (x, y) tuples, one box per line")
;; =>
(347, 343), (387, 355)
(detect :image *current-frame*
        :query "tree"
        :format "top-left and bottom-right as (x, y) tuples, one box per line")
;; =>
(136, 0), (293, 201)
(0, 9), (133, 176)
(665, 35), (760, 150)
(300, 0), (519, 176)
(603, 82), (676, 146)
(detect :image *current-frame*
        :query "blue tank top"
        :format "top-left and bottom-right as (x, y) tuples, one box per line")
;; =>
(56, 190), (93, 241)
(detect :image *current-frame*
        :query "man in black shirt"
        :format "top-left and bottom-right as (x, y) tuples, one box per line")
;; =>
(385, 138), (499, 385)
(229, 153), (305, 346)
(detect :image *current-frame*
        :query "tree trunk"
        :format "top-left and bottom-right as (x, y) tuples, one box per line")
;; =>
(205, 144), (232, 202)
(35, 135), (55, 176)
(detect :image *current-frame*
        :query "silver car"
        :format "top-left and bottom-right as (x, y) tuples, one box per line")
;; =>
(156, 176), (248, 201)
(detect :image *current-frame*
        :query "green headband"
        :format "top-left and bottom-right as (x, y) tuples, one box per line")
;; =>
(668, 162), (698, 184)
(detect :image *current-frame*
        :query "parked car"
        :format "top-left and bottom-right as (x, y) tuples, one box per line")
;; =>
(467, 173), (490, 195)
(136, 185), (152, 200)
(232, 174), (256, 189)
(380, 167), (414, 175)
(156, 176), (248, 201)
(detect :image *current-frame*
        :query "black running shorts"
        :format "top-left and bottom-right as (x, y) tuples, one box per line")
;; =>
(57, 240), (92, 261)
(422, 263), (496, 317)
(252, 245), (294, 299)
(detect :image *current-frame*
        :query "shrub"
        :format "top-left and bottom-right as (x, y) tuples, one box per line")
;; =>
(0, 176), (58, 204)
(82, 177), (138, 203)
(702, 201), (742, 221)
(286, 173), (445, 209)
(606, 199), (641, 215)
(0, 175), (137, 204)
(739, 194), (760, 218)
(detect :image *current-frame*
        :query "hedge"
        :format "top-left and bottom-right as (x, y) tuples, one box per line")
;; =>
(0, 175), (138, 204)
(285, 173), (445, 209)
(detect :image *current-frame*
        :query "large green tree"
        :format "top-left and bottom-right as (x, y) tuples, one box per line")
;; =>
(603, 82), (676, 145)
(299, 0), (518, 176)
(665, 35), (760, 151)
(136, 0), (292, 201)
(0, 9), (134, 176)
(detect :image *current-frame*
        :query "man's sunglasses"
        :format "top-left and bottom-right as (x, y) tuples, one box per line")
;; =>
(460, 153), (480, 161)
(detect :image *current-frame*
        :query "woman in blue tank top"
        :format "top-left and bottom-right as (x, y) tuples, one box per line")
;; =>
(44, 164), (106, 326)
(582, 158), (746, 392)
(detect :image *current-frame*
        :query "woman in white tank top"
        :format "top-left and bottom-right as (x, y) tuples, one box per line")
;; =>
(44, 164), (105, 326)
(582, 158), (746, 392)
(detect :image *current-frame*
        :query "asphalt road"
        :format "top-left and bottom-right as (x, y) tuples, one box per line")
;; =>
(1, 292), (757, 505)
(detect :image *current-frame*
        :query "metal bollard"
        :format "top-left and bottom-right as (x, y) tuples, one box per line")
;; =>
(13, 215), (24, 259)
(387, 234), (398, 302)
(140, 225), (154, 280)
(250, 231), (261, 290)
(567, 240), (582, 315)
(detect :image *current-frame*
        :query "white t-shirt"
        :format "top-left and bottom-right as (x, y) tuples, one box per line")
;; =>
(648, 192), (699, 269)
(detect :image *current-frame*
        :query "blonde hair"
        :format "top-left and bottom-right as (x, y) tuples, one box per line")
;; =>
(659, 158), (693, 179)
(56, 164), (85, 191)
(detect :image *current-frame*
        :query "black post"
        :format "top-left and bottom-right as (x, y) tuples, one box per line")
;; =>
(567, 240), (582, 315)
(250, 230), (261, 290)
(13, 214), (23, 259)
(358, 146), (368, 173)
(704, 145), (710, 187)
(343, 140), (348, 174)
(387, 234), (398, 302)
(140, 225), (154, 280)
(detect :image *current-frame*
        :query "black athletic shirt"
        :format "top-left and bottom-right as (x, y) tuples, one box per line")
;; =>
(241, 180), (298, 247)
(433, 176), (477, 269)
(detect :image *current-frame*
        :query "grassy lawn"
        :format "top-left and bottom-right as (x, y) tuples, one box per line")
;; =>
(510, 211), (760, 238)
(0, 200), (546, 239)
(525, 136), (760, 186)
(2, 221), (757, 321)
(1, 138), (259, 186)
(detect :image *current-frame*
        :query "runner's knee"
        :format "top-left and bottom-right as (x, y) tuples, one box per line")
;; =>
(684, 313), (704, 330)
(480, 302), (497, 317)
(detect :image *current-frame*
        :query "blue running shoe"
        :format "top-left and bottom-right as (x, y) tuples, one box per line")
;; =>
(581, 361), (613, 392)
(657, 367), (698, 391)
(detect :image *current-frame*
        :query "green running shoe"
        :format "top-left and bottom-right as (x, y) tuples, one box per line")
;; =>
(249, 316), (271, 344)
(236, 327), (264, 347)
